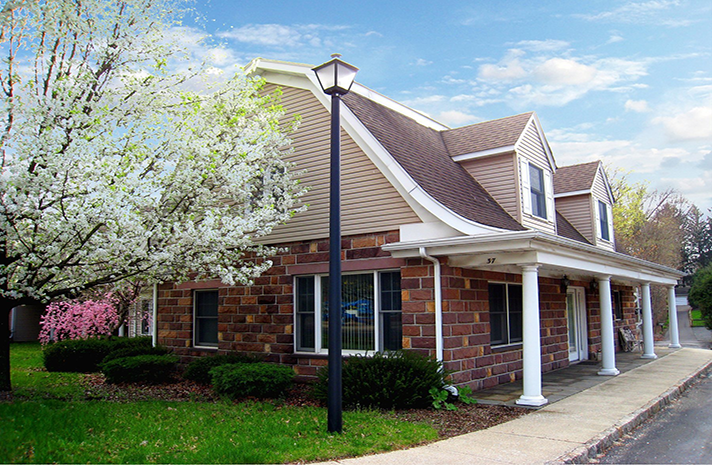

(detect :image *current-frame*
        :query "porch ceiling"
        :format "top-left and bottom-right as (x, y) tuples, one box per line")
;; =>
(382, 230), (682, 286)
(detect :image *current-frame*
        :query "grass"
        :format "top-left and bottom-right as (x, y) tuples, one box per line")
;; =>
(690, 309), (707, 327)
(1, 343), (438, 464)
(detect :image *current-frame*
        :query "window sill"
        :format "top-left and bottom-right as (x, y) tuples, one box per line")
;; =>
(192, 345), (219, 352)
(491, 343), (523, 353)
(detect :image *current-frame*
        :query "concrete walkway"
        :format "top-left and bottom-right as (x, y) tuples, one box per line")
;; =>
(322, 348), (712, 464)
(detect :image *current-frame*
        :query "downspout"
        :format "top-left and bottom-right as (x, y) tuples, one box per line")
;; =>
(419, 247), (443, 362)
(152, 283), (158, 347)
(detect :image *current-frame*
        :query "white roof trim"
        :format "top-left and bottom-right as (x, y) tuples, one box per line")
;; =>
(246, 58), (449, 131)
(452, 145), (517, 162)
(594, 164), (616, 204)
(514, 113), (557, 172)
(554, 189), (591, 198)
(382, 230), (682, 285)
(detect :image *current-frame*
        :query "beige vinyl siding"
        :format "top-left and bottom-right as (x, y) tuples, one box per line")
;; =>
(555, 195), (594, 243)
(517, 121), (556, 234)
(459, 153), (518, 220)
(591, 169), (611, 204)
(262, 85), (420, 244)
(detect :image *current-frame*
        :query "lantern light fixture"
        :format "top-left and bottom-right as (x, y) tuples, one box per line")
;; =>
(312, 54), (359, 96)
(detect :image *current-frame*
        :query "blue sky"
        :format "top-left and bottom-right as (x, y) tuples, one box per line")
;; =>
(185, 0), (712, 210)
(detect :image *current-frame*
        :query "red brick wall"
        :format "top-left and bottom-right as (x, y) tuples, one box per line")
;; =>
(156, 230), (638, 390)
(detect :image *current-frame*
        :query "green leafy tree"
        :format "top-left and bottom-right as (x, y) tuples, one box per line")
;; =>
(688, 264), (712, 329)
(608, 167), (687, 327)
(682, 206), (712, 276)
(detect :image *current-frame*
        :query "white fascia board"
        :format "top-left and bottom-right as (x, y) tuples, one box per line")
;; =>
(595, 164), (616, 204)
(451, 145), (517, 162)
(349, 85), (449, 131)
(383, 230), (683, 284)
(515, 113), (557, 171)
(554, 189), (591, 199)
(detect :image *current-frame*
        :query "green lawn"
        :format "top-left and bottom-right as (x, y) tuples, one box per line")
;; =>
(1, 343), (438, 464)
(690, 309), (706, 327)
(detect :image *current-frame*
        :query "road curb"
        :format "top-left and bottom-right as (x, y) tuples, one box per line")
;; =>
(553, 356), (712, 464)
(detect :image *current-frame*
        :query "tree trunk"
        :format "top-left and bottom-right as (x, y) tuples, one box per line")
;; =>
(0, 296), (13, 392)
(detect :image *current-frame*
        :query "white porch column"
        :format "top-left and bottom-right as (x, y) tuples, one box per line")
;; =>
(516, 265), (548, 407)
(598, 276), (620, 376)
(641, 283), (658, 359)
(668, 285), (681, 348)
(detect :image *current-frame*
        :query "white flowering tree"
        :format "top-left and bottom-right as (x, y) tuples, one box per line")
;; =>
(0, 0), (304, 390)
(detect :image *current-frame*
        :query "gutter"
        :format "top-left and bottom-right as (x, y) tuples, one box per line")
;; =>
(419, 247), (443, 362)
(385, 230), (683, 279)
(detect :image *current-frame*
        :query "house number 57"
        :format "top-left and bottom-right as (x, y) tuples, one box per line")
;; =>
(486, 257), (496, 264)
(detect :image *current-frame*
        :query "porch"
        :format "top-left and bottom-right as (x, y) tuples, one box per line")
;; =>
(473, 347), (675, 407)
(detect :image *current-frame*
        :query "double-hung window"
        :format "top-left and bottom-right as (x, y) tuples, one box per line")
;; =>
(529, 164), (547, 219)
(598, 200), (612, 242)
(295, 270), (402, 354)
(489, 283), (523, 346)
(194, 290), (219, 348)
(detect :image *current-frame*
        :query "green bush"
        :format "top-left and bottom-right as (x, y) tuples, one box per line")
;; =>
(183, 353), (263, 385)
(101, 354), (179, 384)
(43, 337), (154, 373)
(313, 351), (448, 410)
(210, 362), (294, 399)
(101, 344), (169, 363)
(689, 264), (712, 329)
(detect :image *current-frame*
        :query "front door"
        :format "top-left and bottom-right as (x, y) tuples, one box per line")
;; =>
(566, 287), (588, 362)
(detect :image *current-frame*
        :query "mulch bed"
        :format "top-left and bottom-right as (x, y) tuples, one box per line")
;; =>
(76, 376), (529, 439)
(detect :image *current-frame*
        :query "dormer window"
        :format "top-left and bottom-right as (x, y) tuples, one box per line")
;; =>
(598, 200), (613, 242)
(529, 164), (547, 219)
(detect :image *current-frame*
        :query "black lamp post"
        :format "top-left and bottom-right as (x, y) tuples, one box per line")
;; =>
(312, 54), (358, 434)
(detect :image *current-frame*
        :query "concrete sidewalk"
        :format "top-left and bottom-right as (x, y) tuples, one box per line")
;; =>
(320, 348), (712, 465)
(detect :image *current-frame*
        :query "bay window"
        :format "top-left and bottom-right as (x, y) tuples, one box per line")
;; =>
(295, 270), (402, 354)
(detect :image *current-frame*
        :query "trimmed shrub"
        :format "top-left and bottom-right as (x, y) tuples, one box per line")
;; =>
(183, 354), (263, 385)
(43, 338), (114, 372)
(689, 264), (712, 330)
(101, 345), (169, 363)
(101, 354), (179, 384)
(210, 362), (294, 399)
(313, 351), (448, 410)
(43, 336), (154, 372)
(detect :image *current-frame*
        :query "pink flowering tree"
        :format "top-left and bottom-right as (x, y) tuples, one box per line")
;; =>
(39, 296), (121, 345)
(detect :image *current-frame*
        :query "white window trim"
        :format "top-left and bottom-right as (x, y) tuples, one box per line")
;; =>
(294, 270), (400, 355)
(489, 281), (523, 348)
(521, 159), (554, 224)
(193, 289), (219, 349)
(596, 200), (614, 243)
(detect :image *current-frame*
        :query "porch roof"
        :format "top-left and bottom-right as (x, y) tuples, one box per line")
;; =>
(382, 230), (683, 286)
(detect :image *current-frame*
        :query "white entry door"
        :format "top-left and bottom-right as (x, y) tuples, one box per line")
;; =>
(566, 287), (588, 362)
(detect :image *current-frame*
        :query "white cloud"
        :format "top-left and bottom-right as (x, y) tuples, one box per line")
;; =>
(625, 99), (651, 112)
(415, 58), (432, 66)
(653, 106), (712, 141)
(532, 58), (598, 85)
(219, 24), (303, 47)
(576, 1), (689, 26)
(606, 34), (625, 44)
(438, 110), (482, 126)
(476, 52), (649, 107)
(514, 40), (570, 52)
(478, 57), (527, 82)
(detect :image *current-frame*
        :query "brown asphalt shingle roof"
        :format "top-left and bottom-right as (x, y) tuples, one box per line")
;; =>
(556, 212), (592, 245)
(343, 93), (525, 232)
(441, 112), (534, 157)
(554, 161), (601, 195)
